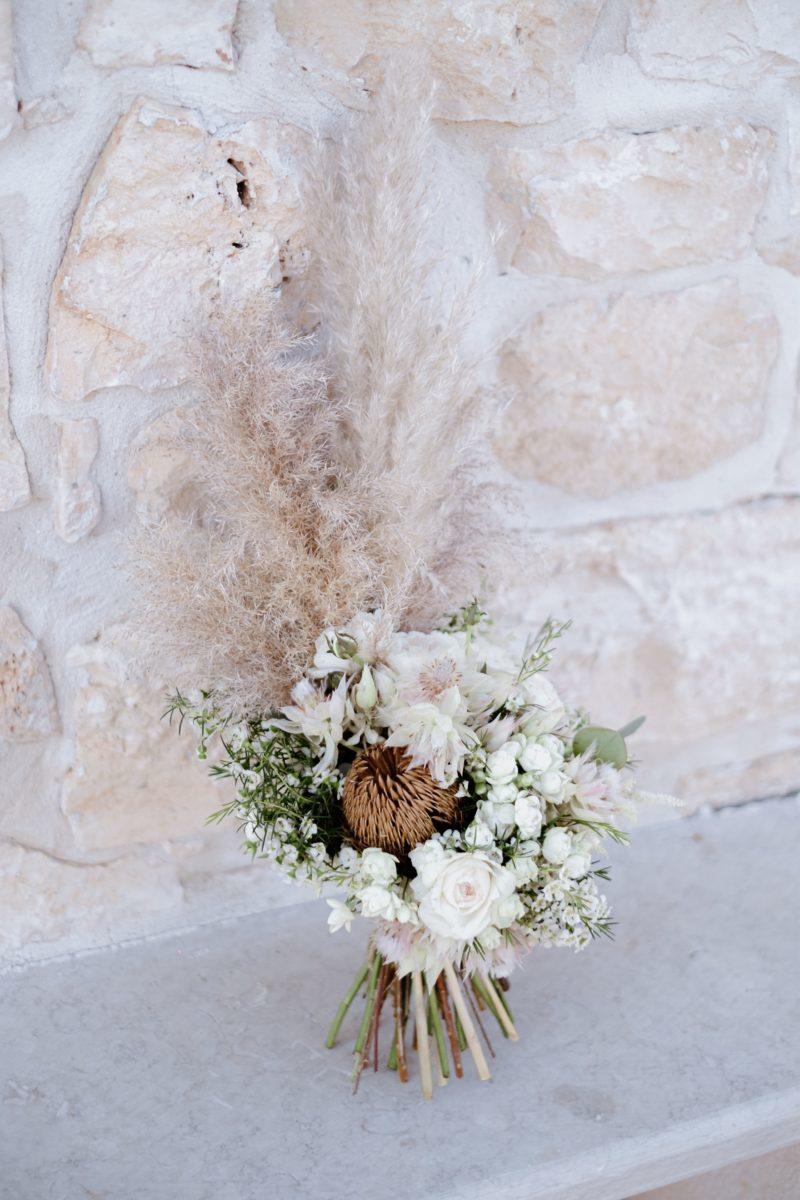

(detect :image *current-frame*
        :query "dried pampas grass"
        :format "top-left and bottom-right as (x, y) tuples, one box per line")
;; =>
(135, 66), (509, 716)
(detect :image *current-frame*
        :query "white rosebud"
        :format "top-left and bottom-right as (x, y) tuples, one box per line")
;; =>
(542, 827), (572, 865)
(514, 793), (542, 839)
(538, 770), (565, 799)
(492, 893), (525, 928)
(464, 820), (494, 849)
(354, 664), (378, 711)
(519, 740), (551, 774)
(480, 799), (516, 835)
(509, 854), (538, 884)
(360, 847), (398, 885)
(562, 851), (591, 879)
(489, 782), (518, 805)
(486, 743), (518, 788)
(480, 925), (502, 950)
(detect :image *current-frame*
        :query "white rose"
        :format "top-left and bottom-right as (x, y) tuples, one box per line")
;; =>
(464, 820), (495, 849)
(514, 793), (543, 839)
(410, 849), (517, 942)
(479, 925), (502, 950)
(480, 798), (516, 835)
(488, 782), (518, 805)
(509, 854), (539, 884)
(538, 770), (565, 799)
(360, 847), (398, 885)
(408, 838), (446, 889)
(562, 851), (591, 879)
(519, 740), (552, 774)
(542, 827), (572, 864)
(486, 744), (518, 788)
(358, 884), (397, 919)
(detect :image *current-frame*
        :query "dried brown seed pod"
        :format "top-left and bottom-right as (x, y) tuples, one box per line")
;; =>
(342, 744), (461, 859)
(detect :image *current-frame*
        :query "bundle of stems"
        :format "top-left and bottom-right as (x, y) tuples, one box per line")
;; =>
(325, 945), (518, 1099)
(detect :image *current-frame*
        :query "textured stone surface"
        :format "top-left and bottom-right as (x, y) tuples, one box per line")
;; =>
(633, 1142), (800, 1200)
(53, 417), (100, 542)
(2, 799), (799, 1198)
(627, 0), (800, 87)
(0, 248), (30, 511)
(0, 0), (15, 143)
(0, 608), (59, 741)
(274, 0), (604, 123)
(490, 124), (773, 279)
(62, 632), (222, 853)
(46, 98), (308, 403)
(503, 500), (800, 779)
(497, 281), (778, 497)
(127, 407), (200, 524)
(77, 0), (239, 70)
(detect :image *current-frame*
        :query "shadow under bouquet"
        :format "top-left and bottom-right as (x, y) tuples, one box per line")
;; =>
(139, 69), (648, 1098)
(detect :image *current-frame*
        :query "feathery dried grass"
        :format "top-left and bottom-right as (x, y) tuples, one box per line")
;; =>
(135, 64), (510, 715)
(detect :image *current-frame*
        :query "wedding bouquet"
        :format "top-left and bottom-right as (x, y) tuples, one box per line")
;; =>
(138, 69), (647, 1097)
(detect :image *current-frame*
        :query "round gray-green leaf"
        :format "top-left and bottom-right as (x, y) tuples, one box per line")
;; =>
(573, 725), (628, 768)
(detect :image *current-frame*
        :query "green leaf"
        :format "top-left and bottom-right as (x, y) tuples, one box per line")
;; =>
(617, 715), (646, 738)
(573, 725), (628, 768)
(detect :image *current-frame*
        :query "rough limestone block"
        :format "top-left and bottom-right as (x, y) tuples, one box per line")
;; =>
(0, 0), (16, 143)
(500, 500), (800, 802)
(53, 418), (101, 542)
(0, 607), (59, 741)
(126, 408), (200, 524)
(77, 0), (239, 71)
(61, 632), (222, 853)
(0, 247), (31, 511)
(627, 0), (800, 88)
(489, 124), (773, 279)
(274, 0), (604, 124)
(46, 98), (308, 403)
(497, 280), (778, 497)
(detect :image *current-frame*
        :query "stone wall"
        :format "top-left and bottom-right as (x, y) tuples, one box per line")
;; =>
(1, 0), (798, 964)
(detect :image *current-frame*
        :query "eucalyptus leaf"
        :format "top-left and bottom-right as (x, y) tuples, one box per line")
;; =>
(617, 715), (646, 739)
(573, 725), (628, 768)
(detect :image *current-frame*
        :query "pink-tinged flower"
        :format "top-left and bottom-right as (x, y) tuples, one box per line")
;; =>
(564, 751), (633, 822)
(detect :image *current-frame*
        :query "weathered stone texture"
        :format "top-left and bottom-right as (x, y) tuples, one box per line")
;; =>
(274, 0), (603, 123)
(627, 0), (800, 87)
(0, 608), (59, 741)
(501, 501), (800, 758)
(497, 281), (778, 497)
(62, 633), (221, 853)
(0, 248), (31, 511)
(0, 0), (16, 143)
(489, 124), (773, 279)
(126, 408), (200, 524)
(77, 0), (239, 70)
(46, 99), (308, 404)
(53, 418), (101, 542)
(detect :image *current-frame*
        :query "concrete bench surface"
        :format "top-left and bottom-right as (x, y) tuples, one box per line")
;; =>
(2, 797), (799, 1200)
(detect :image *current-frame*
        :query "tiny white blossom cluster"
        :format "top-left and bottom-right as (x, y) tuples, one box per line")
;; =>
(183, 606), (641, 978)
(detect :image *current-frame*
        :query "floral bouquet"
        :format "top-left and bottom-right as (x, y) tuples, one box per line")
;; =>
(138, 70), (649, 1098)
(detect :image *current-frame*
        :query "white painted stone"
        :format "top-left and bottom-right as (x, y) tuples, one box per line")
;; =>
(126, 407), (200, 524)
(46, 98), (309, 404)
(627, 0), (800, 88)
(0, 247), (30, 511)
(489, 124), (774, 279)
(62, 631), (222, 853)
(53, 418), (100, 543)
(0, 0), (16, 143)
(0, 607), (59, 741)
(77, 0), (239, 71)
(274, 0), (604, 123)
(497, 281), (778, 497)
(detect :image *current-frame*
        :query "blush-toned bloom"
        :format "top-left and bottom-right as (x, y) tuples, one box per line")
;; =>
(383, 686), (474, 785)
(409, 844), (517, 942)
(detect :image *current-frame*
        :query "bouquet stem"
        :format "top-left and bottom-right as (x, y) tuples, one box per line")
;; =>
(327, 949), (515, 1095)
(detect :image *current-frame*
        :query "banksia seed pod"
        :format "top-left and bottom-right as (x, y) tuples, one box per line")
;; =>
(342, 745), (461, 859)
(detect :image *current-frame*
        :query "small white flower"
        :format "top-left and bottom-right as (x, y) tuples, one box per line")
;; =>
(463, 819), (495, 849)
(358, 884), (398, 920)
(336, 845), (359, 873)
(354, 664), (378, 712)
(493, 893), (525, 928)
(538, 770), (565, 800)
(486, 743), (519, 788)
(514, 793), (543, 839)
(519, 740), (552, 774)
(562, 851), (591, 880)
(360, 847), (398, 885)
(480, 797), (516, 835)
(542, 827), (572, 865)
(509, 853), (539, 884)
(488, 782), (518, 805)
(479, 925), (502, 950)
(327, 899), (354, 933)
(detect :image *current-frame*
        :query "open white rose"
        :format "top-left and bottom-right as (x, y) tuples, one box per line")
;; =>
(409, 845), (517, 942)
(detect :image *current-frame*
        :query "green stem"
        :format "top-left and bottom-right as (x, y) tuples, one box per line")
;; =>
(492, 977), (514, 1024)
(428, 988), (450, 1079)
(325, 960), (370, 1049)
(454, 1007), (467, 1052)
(472, 975), (508, 1038)
(353, 952), (382, 1057)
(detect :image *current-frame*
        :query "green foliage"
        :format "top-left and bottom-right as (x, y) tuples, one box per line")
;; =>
(515, 616), (571, 685)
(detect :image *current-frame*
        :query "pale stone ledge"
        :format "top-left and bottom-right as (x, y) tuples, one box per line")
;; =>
(0, 0), (16, 143)
(1, 799), (797, 1199)
(274, 0), (603, 123)
(46, 98), (308, 403)
(489, 124), (773, 279)
(0, 246), (31, 511)
(627, 0), (800, 88)
(497, 279), (777, 497)
(53, 417), (101, 542)
(0, 607), (59, 741)
(77, 0), (239, 71)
